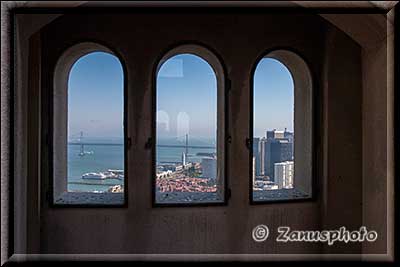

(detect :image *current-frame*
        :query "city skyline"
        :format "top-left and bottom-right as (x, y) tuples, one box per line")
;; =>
(252, 128), (295, 192)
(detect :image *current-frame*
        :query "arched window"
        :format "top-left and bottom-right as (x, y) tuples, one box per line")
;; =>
(53, 42), (126, 205)
(251, 49), (313, 202)
(154, 44), (226, 205)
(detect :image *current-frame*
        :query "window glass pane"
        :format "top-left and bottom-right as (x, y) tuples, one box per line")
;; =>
(59, 51), (124, 203)
(253, 58), (297, 201)
(156, 53), (223, 204)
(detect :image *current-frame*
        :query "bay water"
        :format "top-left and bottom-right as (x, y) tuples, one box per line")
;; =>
(67, 137), (215, 192)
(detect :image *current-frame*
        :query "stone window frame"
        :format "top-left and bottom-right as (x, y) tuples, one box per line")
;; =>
(152, 43), (229, 207)
(51, 41), (128, 206)
(249, 48), (314, 204)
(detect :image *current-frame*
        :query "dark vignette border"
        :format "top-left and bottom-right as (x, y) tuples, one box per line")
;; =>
(9, 7), (15, 261)
(394, 2), (399, 266)
(2, 2), (397, 266)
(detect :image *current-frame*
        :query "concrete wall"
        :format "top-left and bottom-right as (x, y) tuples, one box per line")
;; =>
(322, 26), (363, 255)
(13, 12), (61, 256)
(321, 12), (394, 257)
(360, 12), (393, 257)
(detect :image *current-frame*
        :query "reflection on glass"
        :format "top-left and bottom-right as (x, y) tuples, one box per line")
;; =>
(156, 54), (222, 204)
(67, 52), (124, 194)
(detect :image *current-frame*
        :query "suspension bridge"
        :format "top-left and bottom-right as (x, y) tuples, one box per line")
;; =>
(68, 133), (216, 149)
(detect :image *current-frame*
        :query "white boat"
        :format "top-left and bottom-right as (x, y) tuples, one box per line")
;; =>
(108, 169), (124, 179)
(79, 150), (94, 156)
(82, 172), (107, 180)
(108, 169), (124, 174)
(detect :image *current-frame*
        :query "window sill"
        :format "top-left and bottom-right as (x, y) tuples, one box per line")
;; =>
(54, 192), (124, 206)
(156, 191), (224, 205)
(252, 188), (311, 203)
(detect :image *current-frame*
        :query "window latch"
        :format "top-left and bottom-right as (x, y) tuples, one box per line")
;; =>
(145, 137), (153, 149)
(127, 137), (132, 150)
(46, 190), (51, 202)
(227, 188), (232, 200)
(245, 138), (252, 150)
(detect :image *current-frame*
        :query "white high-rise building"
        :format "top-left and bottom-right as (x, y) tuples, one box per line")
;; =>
(252, 156), (256, 185)
(259, 137), (266, 176)
(202, 157), (217, 180)
(274, 161), (294, 189)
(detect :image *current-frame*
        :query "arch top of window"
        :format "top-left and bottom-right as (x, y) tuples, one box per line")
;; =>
(156, 44), (225, 82)
(252, 49), (313, 91)
(55, 41), (125, 81)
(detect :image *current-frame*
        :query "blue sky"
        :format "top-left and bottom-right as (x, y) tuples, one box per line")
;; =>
(68, 52), (123, 140)
(253, 58), (294, 137)
(68, 52), (294, 141)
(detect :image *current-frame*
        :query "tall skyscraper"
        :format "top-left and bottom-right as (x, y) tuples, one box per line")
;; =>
(283, 128), (294, 155)
(267, 129), (293, 140)
(260, 138), (267, 176)
(252, 156), (256, 185)
(263, 139), (278, 179)
(253, 138), (261, 176)
(283, 128), (293, 139)
(261, 129), (294, 182)
(269, 139), (293, 181)
(266, 130), (275, 139)
(274, 161), (294, 189)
